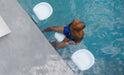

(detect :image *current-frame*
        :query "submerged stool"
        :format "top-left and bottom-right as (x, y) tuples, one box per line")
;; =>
(32, 2), (53, 27)
(54, 32), (65, 42)
(71, 49), (95, 71)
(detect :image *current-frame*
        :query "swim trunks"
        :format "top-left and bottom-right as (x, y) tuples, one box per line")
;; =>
(63, 26), (75, 41)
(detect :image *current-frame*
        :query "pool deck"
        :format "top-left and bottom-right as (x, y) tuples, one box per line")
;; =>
(0, 0), (74, 75)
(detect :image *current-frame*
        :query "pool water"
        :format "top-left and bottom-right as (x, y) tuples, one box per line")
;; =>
(18, 0), (124, 75)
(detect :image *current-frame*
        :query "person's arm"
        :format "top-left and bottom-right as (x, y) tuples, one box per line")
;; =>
(74, 36), (84, 43)
(63, 37), (69, 42)
(69, 41), (77, 45)
(56, 42), (69, 49)
(75, 30), (84, 43)
(63, 37), (77, 45)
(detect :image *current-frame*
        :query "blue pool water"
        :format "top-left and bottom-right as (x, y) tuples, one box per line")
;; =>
(18, 0), (124, 75)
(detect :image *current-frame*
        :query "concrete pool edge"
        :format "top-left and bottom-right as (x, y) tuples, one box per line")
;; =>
(0, 0), (74, 75)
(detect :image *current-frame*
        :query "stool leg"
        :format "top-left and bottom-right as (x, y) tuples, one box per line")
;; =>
(38, 19), (48, 27)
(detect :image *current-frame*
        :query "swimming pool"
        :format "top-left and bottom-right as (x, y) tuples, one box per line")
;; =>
(18, 0), (124, 75)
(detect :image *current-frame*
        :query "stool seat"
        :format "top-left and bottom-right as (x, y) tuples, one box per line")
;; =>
(54, 32), (65, 42)
(33, 2), (53, 20)
(71, 49), (95, 71)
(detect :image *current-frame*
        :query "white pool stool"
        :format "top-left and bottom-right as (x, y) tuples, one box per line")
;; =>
(71, 49), (95, 71)
(54, 32), (65, 42)
(32, 2), (53, 27)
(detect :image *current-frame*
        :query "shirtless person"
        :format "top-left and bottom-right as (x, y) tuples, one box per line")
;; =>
(42, 19), (85, 49)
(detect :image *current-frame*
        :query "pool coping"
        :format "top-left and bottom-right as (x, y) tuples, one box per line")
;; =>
(0, 0), (74, 75)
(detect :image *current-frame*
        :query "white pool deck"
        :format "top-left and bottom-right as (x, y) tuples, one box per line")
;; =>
(0, 0), (74, 75)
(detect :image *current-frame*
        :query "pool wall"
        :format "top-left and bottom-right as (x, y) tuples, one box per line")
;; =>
(0, 0), (74, 75)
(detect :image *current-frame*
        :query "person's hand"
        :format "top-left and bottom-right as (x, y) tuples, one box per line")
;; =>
(69, 41), (77, 45)
(63, 37), (69, 42)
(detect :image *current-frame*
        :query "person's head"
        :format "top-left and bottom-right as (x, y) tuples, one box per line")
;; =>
(72, 22), (85, 31)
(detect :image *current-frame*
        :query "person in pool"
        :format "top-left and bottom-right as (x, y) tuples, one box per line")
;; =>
(42, 19), (85, 49)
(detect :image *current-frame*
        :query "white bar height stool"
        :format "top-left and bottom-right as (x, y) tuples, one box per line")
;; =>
(32, 2), (53, 27)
